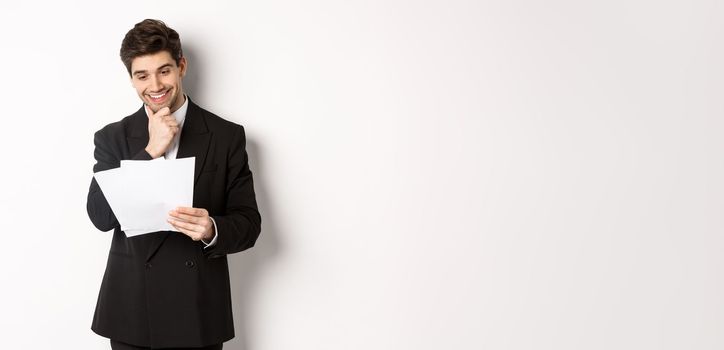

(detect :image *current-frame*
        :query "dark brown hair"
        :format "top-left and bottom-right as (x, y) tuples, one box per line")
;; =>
(120, 19), (183, 75)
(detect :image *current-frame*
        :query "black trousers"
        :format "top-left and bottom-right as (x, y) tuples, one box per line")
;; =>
(110, 339), (223, 350)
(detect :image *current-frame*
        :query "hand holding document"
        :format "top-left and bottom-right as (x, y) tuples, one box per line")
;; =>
(94, 157), (195, 237)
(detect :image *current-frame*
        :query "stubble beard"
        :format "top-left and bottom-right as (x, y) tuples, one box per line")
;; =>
(145, 89), (179, 113)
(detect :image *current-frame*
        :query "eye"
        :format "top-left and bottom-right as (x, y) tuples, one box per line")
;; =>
(137, 75), (147, 81)
(161, 70), (170, 75)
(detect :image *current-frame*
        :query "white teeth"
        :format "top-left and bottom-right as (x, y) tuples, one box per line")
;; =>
(150, 92), (166, 99)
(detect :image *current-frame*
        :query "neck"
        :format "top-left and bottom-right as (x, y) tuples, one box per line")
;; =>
(170, 93), (187, 113)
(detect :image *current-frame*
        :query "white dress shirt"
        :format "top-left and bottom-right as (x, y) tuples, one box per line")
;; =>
(144, 96), (218, 248)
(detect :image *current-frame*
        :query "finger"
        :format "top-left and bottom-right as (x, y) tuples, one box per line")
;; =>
(160, 116), (177, 126)
(175, 207), (206, 216)
(169, 211), (205, 224)
(156, 106), (170, 116)
(169, 222), (202, 241)
(168, 217), (204, 233)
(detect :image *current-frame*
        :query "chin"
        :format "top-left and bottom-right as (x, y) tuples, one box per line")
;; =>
(146, 101), (171, 112)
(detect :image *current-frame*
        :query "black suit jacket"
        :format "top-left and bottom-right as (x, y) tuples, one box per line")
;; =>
(87, 99), (261, 348)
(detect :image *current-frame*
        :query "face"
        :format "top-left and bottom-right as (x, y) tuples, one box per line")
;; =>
(130, 50), (186, 113)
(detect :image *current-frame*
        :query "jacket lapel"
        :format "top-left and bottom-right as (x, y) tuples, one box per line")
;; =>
(177, 99), (211, 187)
(126, 106), (149, 158)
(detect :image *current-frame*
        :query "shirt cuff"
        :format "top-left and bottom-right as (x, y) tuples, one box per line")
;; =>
(202, 217), (219, 248)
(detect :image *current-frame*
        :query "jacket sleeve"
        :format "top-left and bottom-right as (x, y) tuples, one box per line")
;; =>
(86, 127), (152, 232)
(205, 126), (262, 257)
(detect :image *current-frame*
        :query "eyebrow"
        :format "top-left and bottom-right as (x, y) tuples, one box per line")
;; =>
(132, 63), (174, 77)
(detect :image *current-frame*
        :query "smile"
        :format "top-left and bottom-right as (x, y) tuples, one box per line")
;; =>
(147, 90), (170, 103)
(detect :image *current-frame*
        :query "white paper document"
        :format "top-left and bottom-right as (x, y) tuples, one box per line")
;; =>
(94, 157), (195, 237)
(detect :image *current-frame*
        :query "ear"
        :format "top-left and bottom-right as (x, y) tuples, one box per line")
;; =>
(178, 56), (187, 78)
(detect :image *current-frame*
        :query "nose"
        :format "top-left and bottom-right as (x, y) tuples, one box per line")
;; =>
(150, 74), (163, 91)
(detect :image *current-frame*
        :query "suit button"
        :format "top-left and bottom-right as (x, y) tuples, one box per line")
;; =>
(185, 260), (195, 268)
(145, 263), (152, 269)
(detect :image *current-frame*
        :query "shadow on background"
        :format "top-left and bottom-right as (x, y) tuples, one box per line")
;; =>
(183, 44), (282, 350)
(225, 138), (281, 350)
(182, 44), (204, 99)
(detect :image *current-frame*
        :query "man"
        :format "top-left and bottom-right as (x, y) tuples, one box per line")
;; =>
(86, 19), (261, 349)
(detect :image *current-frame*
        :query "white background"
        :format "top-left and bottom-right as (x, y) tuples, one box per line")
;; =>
(0, 0), (722, 349)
